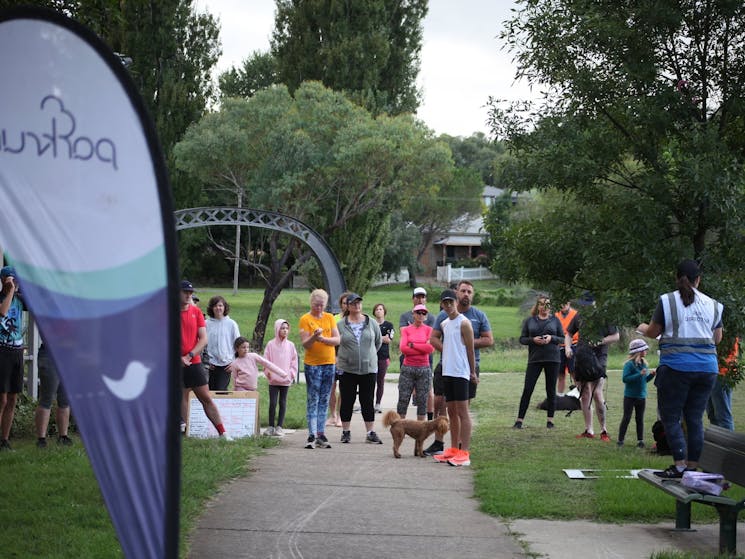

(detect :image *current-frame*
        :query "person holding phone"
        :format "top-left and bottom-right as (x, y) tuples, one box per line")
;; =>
(513, 294), (565, 430)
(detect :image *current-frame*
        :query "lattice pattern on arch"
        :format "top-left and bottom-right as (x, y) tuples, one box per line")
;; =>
(173, 207), (346, 312)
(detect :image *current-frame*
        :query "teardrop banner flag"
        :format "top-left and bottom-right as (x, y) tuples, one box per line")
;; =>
(0, 8), (181, 559)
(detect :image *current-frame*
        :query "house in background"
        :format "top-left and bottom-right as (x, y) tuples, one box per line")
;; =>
(419, 186), (514, 275)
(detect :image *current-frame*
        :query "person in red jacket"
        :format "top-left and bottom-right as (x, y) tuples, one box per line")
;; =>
(397, 304), (435, 420)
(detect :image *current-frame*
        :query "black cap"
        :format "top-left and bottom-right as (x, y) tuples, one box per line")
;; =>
(180, 280), (196, 292)
(440, 289), (457, 302)
(346, 292), (363, 305)
(677, 259), (700, 282)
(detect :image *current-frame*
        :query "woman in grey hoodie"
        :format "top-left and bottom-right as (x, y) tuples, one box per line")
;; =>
(337, 293), (382, 444)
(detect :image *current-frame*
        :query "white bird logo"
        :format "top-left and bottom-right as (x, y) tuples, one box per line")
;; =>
(102, 361), (152, 401)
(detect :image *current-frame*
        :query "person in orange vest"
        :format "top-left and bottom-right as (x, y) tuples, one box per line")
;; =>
(706, 338), (738, 431)
(555, 301), (579, 396)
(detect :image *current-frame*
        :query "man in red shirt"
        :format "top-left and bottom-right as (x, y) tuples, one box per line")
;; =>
(180, 281), (232, 440)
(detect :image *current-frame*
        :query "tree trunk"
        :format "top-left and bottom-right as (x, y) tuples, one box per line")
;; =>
(232, 191), (243, 296)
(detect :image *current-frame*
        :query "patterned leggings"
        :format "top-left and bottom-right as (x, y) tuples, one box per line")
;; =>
(397, 365), (431, 417)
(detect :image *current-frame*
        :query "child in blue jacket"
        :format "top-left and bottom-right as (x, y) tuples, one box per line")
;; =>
(617, 339), (656, 448)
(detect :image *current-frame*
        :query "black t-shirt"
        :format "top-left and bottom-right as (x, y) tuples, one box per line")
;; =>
(376, 320), (394, 359)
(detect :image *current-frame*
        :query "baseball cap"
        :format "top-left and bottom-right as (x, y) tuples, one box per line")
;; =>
(346, 292), (363, 305)
(628, 339), (649, 354)
(413, 304), (428, 313)
(440, 289), (457, 302)
(413, 287), (427, 297)
(180, 280), (196, 292)
(0, 266), (16, 278)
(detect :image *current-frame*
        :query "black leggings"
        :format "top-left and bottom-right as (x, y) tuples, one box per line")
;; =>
(618, 396), (646, 442)
(268, 385), (289, 428)
(339, 373), (376, 423)
(517, 361), (559, 419)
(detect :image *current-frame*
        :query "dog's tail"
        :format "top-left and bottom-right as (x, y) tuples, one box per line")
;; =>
(382, 410), (400, 428)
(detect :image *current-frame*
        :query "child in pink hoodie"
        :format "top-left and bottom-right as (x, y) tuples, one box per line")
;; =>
(263, 319), (298, 436)
(227, 337), (288, 396)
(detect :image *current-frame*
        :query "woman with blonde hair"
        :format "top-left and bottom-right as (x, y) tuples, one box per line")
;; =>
(298, 289), (340, 449)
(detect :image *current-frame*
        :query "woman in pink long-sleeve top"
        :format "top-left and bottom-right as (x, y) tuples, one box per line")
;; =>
(397, 304), (434, 420)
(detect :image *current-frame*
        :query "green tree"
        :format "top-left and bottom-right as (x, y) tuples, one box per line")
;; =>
(270, 0), (427, 115)
(219, 50), (279, 99)
(489, 0), (745, 371)
(174, 82), (443, 347)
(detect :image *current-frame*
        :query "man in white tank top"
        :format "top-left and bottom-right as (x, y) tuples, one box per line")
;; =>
(429, 289), (476, 467)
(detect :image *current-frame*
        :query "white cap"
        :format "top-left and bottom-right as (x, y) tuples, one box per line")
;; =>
(413, 287), (427, 296)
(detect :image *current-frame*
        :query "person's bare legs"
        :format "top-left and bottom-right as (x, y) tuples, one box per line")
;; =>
(192, 384), (225, 428)
(1, 392), (18, 440)
(593, 377), (607, 433)
(580, 382), (595, 434)
(35, 406), (71, 439)
(452, 400), (471, 450)
(56, 406), (70, 437)
(447, 400), (461, 449)
(327, 378), (338, 425)
(557, 369), (567, 394)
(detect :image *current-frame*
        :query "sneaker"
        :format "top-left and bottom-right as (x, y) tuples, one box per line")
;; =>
(264, 426), (275, 437)
(637, 441), (645, 449)
(434, 447), (460, 463)
(340, 430), (351, 444)
(220, 432), (234, 442)
(617, 440), (624, 448)
(600, 431), (611, 442)
(273, 426), (284, 437)
(57, 435), (73, 446)
(366, 431), (383, 444)
(546, 421), (555, 429)
(0, 439), (11, 451)
(374, 403), (382, 413)
(315, 434), (332, 448)
(305, 434), (316, 449)
(576, 430), (595, 439)
(37, 438), (47, 448)
(180, 421), (186, 434)
(353, 405), (361, 413)
(654, 465), (687, 479)
(512, 421), (523, 429)
(447, 449), (471, 467)
(423, 440), (444, 456)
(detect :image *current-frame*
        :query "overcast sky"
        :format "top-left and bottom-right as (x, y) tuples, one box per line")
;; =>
(195, 0), (534, 138)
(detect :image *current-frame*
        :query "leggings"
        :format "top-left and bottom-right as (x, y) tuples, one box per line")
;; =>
(517, 361), (559, 419)
(268, 385), (289, 428)
(397, 365), (431, 417)
(339, 373), (376, 423)
(618, 396), (646, 443)
(375, 357), (389, 404)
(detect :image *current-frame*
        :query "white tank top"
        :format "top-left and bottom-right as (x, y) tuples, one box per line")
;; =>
(442, 313), (470, 380)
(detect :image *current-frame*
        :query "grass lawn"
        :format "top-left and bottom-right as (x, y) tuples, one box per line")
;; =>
(1, 282), (739, 557)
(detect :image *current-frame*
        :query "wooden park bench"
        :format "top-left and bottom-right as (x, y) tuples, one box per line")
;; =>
(638, 425), (745, 555)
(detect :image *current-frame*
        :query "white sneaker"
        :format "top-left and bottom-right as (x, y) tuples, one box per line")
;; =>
(273, 426), (284, 436)
(220, 432), (234, 442)
(265, 426), (275, 436)
(374, 403), (382, 413)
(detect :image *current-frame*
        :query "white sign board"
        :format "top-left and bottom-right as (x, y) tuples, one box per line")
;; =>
(187, 390), (259, 438)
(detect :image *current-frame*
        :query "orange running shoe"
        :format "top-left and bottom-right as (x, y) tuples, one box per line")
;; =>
(600, 431), (611, 442)
(433, 447), (460, 462)
(575, 430), (595, 439)
(447, 450), (471, 467)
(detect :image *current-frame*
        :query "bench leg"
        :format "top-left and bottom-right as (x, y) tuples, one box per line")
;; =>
(715, 505), (739, 555)
(674, 500), (692, 530)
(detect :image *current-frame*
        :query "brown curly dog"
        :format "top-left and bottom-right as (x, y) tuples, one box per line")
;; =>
(382, 410), (449, 458)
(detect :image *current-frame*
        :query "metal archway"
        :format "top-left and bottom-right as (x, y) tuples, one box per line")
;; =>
(174, 207), (346, 312)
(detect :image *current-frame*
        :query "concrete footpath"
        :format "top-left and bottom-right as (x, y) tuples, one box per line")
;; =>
(188, 381), (744, 559)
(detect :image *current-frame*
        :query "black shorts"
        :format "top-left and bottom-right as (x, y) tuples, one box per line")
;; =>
(38, 349), (69, 409)
(443, 376), (470, 402)
(469, 364), (481, 400)
(432, 362), (444, 395)
(183, 363), (208, 389)
(0, 346), (24, 393)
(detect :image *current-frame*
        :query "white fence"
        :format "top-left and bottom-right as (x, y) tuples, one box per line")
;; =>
(436, 265), (495, 284)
